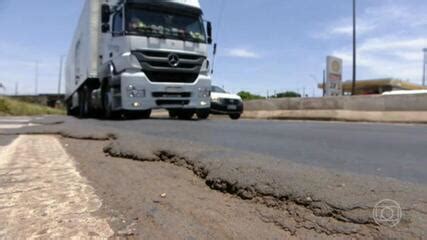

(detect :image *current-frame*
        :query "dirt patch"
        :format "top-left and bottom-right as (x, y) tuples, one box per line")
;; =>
(63, 137), (364, 239)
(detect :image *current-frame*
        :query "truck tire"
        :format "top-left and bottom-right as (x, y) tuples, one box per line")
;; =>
(102, 84), (119, 119)
(177, 110), (194, 120)
(168, 110), (178, 119)
(125, 110), (152, 120)
(229, 113), (241, 120)
(77, 89), (86, 118)
(196, 109), (210, 120)
(83, 85), (93, 118)
(139, 110), (152, 119)
(66, 100), (73, 116)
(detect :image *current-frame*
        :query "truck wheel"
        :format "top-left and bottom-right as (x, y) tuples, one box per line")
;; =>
(77, 89), (86, 118)
(196, 109), (210, 120)
(168, 110), (178, 119)
(102, 85), (118, 119)
(139, 110), (151, 119)
(177, 110), (194, 120)
(125, 110), (152, 120)
(66, 100), (73, 116)
(229, 113), (241, 120)
(82, 85), (92, 117)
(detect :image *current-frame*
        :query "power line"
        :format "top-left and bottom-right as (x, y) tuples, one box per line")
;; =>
(35, 61), (39, 95)
(58, 55), (65, 95)
(351, 0), (357, 96)
(423, 48), (426, 86)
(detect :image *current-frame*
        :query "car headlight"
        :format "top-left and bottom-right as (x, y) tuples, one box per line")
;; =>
(211, 97), (221, 103)
(198, 87), (211, 98)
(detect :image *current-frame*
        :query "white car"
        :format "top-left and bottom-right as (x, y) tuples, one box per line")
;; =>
(210, 86), (244, 120)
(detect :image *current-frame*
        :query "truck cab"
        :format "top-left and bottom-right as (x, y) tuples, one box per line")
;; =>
(66, 0), (212, 120)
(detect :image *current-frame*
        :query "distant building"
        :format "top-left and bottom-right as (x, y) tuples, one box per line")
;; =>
(319, 78), (427, 95)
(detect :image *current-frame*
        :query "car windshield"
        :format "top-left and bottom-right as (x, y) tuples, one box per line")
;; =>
(212, 86), (227, 93)
(126, 5), (206, 43)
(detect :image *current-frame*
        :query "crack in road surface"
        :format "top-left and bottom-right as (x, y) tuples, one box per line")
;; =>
(1, 116), (427, 239)
(0, 135), (113, 239)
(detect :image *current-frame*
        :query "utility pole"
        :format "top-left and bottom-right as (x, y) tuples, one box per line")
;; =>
(351, 0), (357, 95)
(15, 82), (18, 96)
(323, 69), (326, 96)
(35, 61), (39, 95)
(423, 48), (426, 86)
(58, 55), (65, 95)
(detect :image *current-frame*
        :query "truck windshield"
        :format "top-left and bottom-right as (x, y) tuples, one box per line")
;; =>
(126, 6), (206, 43)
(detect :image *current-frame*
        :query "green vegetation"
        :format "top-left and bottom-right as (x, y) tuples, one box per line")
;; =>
(0, 97), (64, 116)
(272, 91), (301, 98)
(237, 91), (266, 101)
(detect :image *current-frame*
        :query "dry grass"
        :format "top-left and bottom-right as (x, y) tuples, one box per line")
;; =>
(0, 97), (64, 116)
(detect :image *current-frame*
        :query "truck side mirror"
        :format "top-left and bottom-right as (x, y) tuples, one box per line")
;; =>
(101, 4), (111, 33)
(207, 21), (213, 44)
(101, 4), (111, 23)
(102, 23), (110, 33)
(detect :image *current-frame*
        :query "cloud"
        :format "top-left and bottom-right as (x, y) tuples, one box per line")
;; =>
(315, 3), (427, 39)
(225, 48), (260, 59)
(329, 21), (376, 36)
(0, 40), (61, 95)
(333, 36), (427, 81)
(315, 2), (427, 83)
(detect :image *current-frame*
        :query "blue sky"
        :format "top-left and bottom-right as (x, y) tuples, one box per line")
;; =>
(0, 0), (426, 96)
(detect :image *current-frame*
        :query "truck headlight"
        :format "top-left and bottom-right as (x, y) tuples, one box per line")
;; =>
(127, 85), (146, 98)
(200, 60), (210, 74)
(198, 87), (211, 98)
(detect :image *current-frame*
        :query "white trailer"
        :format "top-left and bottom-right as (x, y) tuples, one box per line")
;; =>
(65, 0), (213, 119)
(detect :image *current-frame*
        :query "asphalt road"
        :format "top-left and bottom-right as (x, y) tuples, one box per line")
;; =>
(97, 117), (427, 185)
(1, 116), (427, 238)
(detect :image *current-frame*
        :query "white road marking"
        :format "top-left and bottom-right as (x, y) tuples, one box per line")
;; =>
(0, 135), (113, 239)
(0, 124), (28, 129)
(0, 119), (30, 123)
(0, 118), (30, 129)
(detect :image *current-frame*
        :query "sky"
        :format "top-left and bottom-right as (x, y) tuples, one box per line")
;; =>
(0, 0), (426, 96)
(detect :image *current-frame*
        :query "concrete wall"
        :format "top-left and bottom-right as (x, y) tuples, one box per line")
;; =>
(244, 94), (427, 112)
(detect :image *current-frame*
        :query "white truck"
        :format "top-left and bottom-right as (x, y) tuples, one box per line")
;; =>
(65, 0), (213, 119)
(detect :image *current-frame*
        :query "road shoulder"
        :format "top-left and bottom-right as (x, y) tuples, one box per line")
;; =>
(0, 135), (113, 239)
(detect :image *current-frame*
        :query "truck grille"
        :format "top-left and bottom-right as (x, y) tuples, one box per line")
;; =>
(156, 100), (190, 106)
(132, 50), (205, 83)
(152, 92), (192, 98)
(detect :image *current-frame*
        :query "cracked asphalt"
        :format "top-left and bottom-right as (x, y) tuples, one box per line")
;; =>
(1, 116), (426, 239)
(98, 117), (427, 184)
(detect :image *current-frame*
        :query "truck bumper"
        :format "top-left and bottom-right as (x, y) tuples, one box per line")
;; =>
(117, 72), (211, 111)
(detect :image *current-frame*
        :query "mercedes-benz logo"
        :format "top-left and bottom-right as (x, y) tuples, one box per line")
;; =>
(168, 54), (180, 67)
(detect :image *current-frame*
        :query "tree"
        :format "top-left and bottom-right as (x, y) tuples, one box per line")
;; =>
(272, 91), (301, 98)
(237, 91), (265, 101)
